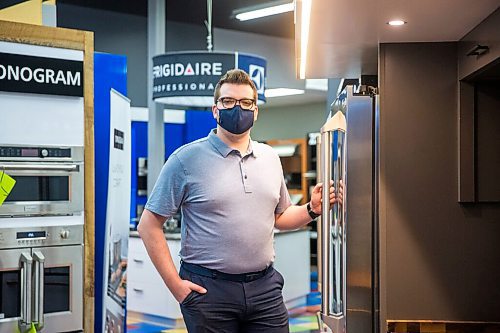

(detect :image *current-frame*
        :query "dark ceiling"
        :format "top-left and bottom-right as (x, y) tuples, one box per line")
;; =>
(57, 0), (295, 39)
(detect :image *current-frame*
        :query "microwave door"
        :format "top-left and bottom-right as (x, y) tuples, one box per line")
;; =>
(0, 162), (83, 216)
(0, 249), (33, 333)
(318, 110), (347, 333)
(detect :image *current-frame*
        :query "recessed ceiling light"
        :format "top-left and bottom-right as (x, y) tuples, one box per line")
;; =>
(387, 20), (407, 26)
(234, 1), (294, 21)
(265, 88), (305, 98)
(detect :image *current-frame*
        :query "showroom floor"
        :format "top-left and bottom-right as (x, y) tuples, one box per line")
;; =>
(127, 309), (320, 333)
(127, 273), (322, 333)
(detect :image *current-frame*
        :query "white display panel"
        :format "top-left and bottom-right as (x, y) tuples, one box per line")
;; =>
(103, 89), (131, 333)
(0, 41), (83, 61)
(0, 41), (85, 146)
(131, 106), (186, 124)
(0, 91), (84, 146)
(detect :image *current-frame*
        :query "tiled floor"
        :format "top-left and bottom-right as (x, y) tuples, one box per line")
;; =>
(127, 273), (322, 332)
(127, 309), (320, 333)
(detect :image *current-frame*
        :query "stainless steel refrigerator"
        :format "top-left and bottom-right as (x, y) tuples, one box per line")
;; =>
(317, 84), (380, 333)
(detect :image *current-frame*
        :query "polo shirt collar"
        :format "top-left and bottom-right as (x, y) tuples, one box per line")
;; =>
(247, 140), (259, 158)
(208, 129), (258, 158)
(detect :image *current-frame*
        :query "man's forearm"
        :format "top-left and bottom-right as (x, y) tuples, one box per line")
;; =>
(137, 215), (181, 291)
(274, 204), (312, 230)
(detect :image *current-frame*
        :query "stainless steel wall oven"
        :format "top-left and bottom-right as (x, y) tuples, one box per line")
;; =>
(0, 219), (83, 332)
(0, 145), (85, 332)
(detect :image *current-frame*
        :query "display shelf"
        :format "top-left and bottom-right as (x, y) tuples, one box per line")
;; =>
(267, 138), (309, 205)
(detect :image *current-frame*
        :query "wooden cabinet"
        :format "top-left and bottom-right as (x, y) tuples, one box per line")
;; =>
(267, 138), (309, 205)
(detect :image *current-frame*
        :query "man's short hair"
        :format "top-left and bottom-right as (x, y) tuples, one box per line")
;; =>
(214, 69), (258, 104)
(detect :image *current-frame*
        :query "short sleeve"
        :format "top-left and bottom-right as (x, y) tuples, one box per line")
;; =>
(144, 154), (187, 217)
(274, 173), (292, 214)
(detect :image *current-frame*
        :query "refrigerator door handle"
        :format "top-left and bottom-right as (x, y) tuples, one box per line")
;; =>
(20, 252), (33, 330)
(33, 251), (45, 330)
(318, 110), (347, 333)
(320, 130), (332, 317)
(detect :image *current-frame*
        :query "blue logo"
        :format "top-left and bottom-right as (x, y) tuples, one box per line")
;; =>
(249, 64), (265, 94)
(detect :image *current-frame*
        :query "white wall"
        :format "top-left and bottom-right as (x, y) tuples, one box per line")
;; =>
(252, 102), (327, 141)
(213, 28), (302, 90)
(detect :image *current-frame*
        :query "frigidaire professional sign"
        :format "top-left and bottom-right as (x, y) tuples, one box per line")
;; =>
(153, 51), (267, 107)
(0, 52), (83, 97)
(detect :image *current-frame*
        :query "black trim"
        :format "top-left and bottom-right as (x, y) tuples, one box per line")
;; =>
(0, 0), (26, 10)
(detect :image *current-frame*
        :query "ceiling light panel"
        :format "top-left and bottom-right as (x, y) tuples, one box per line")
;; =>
(235, 2), (294, 21)
(265, 88), (305, 98)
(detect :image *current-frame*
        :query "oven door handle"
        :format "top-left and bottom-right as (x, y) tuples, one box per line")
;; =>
(20, 252), (33, 329)
(33, 251), (45, 330)
(0, 164), (80, 172)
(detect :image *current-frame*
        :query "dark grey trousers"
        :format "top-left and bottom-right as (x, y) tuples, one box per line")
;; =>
(179, 266), (289, 333)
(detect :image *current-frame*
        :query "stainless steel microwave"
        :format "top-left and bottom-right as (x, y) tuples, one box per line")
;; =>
(0, 146), (84, 217)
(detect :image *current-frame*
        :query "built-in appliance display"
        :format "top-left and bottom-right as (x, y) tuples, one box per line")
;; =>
(0, 146), (83, 217)
(0, 223), (84, 332)
(0, 147), (71, 159)
(16, 231), (46, 239)
(21, 149), (38, 157)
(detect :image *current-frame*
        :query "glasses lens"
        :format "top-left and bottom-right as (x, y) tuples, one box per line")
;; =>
(240, 99), (255, 110)
(220, 97), (236, 108)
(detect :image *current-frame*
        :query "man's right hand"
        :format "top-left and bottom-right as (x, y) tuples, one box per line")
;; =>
(173, 278), (207, 303)
(137, 210), (208, 304)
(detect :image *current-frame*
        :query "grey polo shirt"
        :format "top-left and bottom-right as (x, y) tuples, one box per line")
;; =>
(145, 129), (292, 274)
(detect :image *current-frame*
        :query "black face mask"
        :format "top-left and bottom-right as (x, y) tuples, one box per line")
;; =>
(217, 105), (255, 135)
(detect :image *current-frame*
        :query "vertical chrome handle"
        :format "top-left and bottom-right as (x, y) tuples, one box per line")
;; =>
(316, 135), (323, 295)
(20, 252), (33, 328)
(33, 251), (45, 330)
(319, 110), (347, 332)
(320, 131), (332, 317)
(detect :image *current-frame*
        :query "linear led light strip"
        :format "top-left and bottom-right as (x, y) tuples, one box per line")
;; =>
(265, 88), (305, 97)
(299, 0), (312, 79)
(235, 2), (295, 21)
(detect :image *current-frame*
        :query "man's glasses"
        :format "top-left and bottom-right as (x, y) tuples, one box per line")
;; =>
(217, 97), (256, 111)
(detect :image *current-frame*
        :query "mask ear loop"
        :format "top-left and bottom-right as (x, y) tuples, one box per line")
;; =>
(215, 107), (223, 127)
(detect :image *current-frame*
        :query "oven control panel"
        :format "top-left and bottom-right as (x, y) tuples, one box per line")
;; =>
(16, 230), (47, 245)
(0, 225), (83, 249)
(0, 146), (71, 158)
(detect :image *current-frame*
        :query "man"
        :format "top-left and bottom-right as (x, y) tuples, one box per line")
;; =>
(138, 69), (340, 332)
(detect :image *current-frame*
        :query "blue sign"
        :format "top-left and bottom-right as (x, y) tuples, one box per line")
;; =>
(238, 53), (267, 104)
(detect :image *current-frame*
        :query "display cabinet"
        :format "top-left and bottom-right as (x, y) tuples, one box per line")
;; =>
(266, 138), (309, 205)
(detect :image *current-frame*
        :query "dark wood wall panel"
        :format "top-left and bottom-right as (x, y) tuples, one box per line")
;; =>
(476, 82), (500, 201)
(379, 42), (500, 322)
(458, 81), (475, 202)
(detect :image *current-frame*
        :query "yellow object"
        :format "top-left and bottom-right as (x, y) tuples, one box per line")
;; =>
(0, 0), (43, 25)
(13, 323), (37, 333)
(27, 323), (37, 333)
(0, 171), (16, 206)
